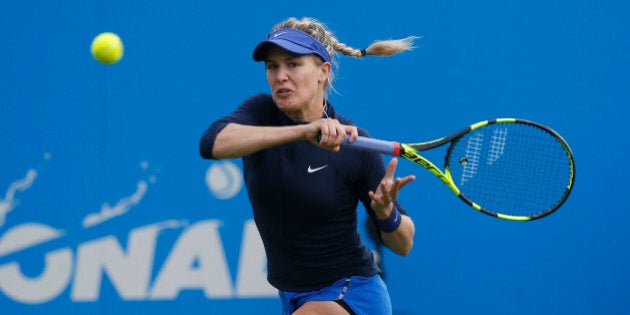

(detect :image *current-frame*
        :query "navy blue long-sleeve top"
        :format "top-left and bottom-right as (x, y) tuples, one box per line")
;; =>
(200, 94), (406, 292)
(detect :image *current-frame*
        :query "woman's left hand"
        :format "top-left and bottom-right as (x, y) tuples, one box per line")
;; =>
(369, 158), (416, 219)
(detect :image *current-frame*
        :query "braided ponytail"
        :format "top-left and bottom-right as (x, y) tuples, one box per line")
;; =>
(273, 17), (418, 59)
(270, 17), (418, 92)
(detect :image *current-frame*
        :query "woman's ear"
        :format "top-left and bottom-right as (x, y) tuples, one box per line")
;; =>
(319, 62), (332, 83)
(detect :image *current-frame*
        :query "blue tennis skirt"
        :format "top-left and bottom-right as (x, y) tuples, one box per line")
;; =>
(278, 274), (392, 315)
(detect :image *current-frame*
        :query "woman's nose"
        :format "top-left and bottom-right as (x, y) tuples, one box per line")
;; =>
(275, 66), (289, 81)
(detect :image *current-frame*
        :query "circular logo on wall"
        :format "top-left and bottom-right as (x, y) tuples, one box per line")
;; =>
(205, 161), (243, 200)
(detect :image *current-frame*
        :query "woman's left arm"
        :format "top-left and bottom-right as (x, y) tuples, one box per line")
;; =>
(380, 213), (415, 256)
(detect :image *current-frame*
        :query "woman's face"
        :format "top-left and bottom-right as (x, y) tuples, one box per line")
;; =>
(265, 46), (330, 121)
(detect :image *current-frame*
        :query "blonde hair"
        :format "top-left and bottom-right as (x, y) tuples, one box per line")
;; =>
(270, 17), (419, 94)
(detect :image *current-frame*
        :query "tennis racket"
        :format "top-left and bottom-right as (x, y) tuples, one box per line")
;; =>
(343, 118), (575, 221)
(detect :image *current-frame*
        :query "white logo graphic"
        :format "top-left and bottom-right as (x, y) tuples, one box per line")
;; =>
(205, 161), (243, 200)
(273, 32), (287, 38)
(307, 164), (328, 173)
(0, 219), (274, 304)
(83, 161), (156, 228)
(0, 223), (64, 257)
(0, 152), (50, 228)
(0, 157), (275, 305)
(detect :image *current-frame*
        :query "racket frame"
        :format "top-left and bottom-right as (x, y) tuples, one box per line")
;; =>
(343, 118), (576, 221)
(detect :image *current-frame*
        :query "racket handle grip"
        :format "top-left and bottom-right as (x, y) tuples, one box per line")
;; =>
(342, 136), (400, 156)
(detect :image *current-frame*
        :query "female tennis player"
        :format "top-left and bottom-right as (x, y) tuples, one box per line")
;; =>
(200, 17), (417, 315)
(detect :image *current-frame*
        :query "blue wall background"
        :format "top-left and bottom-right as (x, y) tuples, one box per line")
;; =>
(1, 0), (628, 314)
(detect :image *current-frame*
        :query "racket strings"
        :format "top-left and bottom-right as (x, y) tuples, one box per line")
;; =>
(448, 123), (573, 217)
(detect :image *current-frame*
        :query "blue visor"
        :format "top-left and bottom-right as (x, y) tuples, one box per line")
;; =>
(252, 28), (331, 63)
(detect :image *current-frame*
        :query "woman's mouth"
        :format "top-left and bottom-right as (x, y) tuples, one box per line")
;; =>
(276, 88), (292, 97)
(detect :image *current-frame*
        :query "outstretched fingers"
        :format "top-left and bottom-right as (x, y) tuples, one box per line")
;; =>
(369, 158), (416, 214)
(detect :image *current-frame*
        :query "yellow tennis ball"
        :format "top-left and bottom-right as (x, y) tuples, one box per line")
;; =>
(91, 32), (124, 64)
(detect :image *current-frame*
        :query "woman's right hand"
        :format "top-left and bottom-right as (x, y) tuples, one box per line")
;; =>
(305, 118), (359, 152)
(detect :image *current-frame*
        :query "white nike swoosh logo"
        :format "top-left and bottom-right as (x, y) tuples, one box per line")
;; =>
(273, 32), (287, 38)
(307, 164), (328, 173)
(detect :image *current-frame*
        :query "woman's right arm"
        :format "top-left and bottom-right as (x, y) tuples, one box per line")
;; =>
(208, 123), (307, 159)
(200, 119), (359, 160)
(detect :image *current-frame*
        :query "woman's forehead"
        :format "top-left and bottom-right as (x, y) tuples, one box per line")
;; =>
(265, 46), (319, 63)
(265, 46), (300, 59)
